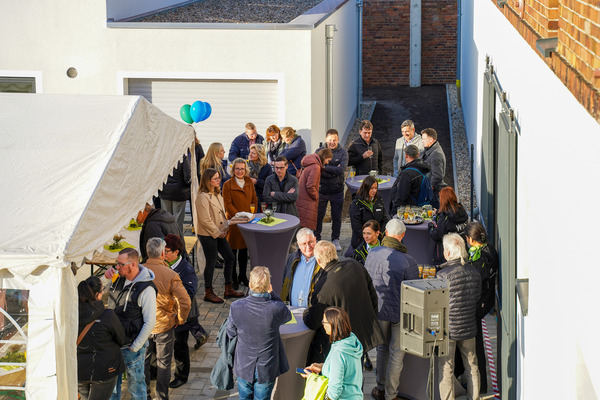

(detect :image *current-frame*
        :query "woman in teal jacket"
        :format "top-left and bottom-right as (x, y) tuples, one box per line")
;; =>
(303, 307), (363, 400)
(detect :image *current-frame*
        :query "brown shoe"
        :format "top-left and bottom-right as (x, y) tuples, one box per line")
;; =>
(224, 284), (244, 298)
(204, 288), (224, 304)
(371, 387), (384, 400)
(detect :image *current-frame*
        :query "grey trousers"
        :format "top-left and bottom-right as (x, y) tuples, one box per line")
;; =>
(145, 328), (175, 400)
(375, 320), (407, 400)
(438, 337), (480, 400)
(161, 199), (187, 235)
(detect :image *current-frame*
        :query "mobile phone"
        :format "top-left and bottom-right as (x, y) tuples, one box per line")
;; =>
(296, 368), (305, 374)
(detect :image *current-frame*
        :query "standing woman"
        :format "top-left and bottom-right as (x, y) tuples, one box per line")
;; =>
(196, 168), (244, 303)
(297, 148), (333, 231)
(352, 220), (381, 265)
(460, 221), (499, 394)
(248, 144), (272, 207)
(77, 276), (126, 400)
(223, 158), (258, 288)
(200, 143), (230, 187)
(348, 176), (389, 253)
(279, 127), (307, 177)
(266, 125), (286, 163)
(428, 186), (469, 264)
(303, 307), (363, 400)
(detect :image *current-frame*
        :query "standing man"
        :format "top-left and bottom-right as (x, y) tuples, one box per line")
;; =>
(143, 238), (191, 400)
(436, 233), (482, 400)
(262, 156), (299, 216)
(421, 128), (447, 209)
(106, 248), (157, 400)
(347, 120), (384, 175)
(303, 241), (383, 364)
(229, 122), (265, 162)
(280, 228), (323, 307)
(390, 145), (431, 214)
(315, 129), (348, 250)
(392, 120), (425, 177)
(364, 219), (419, 400)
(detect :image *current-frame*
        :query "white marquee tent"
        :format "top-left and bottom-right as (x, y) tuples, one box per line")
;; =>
(0, 93), (195, 399)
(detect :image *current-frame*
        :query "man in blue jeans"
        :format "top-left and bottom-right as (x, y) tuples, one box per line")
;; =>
(106, 248), (157, 400)
(315, 129), (348, 251)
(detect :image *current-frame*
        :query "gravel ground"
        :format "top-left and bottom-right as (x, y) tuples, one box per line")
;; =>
(446, 83), (477, 214)
(136, 0), (325, 23)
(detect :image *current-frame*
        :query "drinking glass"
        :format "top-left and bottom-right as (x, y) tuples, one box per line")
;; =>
(403, 206), (410, 220)
(250, 203), (256, 214)
(261, 202), (267, 213)
(408, 209), (416, 222)
(272, 202), (278, 214)
(367, 145), (373, 157)
(349, 166), (356, 181)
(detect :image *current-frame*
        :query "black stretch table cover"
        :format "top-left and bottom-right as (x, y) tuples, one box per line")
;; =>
(395, 215), (435, 265)
(272, 307), (315, 400)
(238, 213), (300, 295)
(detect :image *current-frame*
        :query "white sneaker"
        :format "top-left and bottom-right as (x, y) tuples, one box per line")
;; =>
(333, 239), (342, 252)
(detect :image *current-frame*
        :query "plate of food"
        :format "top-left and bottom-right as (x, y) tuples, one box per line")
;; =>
(403, 216), (424, 225)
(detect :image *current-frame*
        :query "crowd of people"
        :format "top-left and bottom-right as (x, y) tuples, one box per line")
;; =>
(76, 120), (498, 400)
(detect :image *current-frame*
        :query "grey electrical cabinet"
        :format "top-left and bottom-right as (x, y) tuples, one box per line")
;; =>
(400, 278), (450, 358)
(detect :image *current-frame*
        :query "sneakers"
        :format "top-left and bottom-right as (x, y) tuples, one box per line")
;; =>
(333, 239), (342, 252)
(194, 334), (208, 350)
(371, 387), (384, 400)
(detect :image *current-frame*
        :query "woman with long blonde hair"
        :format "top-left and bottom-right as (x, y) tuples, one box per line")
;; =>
(200, 143), (230, 186)
(248, 143), (272, 206)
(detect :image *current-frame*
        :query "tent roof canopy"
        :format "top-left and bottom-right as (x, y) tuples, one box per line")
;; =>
(0, 93), (195, 271)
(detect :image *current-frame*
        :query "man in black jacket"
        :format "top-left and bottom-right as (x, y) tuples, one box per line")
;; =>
(262, 157), (299, 217)
(303, 241), (383, 364)
(347, 120), (384, 175)
(436, 233), (482, 400)
(390, 144), (431, 214)
(315, 129), (348, 250)
(421, 128), (447, 208)
(139, 204), (186, 262)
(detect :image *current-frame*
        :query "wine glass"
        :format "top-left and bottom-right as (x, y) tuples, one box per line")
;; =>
(272, 202), (278, 215)
(250, 203), (256, 214)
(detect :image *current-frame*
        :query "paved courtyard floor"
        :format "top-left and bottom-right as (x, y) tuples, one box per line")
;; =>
(122, 222), (499, 400)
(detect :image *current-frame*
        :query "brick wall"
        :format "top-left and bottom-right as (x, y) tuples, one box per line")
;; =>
(362, 0), (457, 86)
(496, 0), (600, 122)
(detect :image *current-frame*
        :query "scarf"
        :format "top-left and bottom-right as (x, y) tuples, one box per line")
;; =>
(469, 244), (485, 263)
(248, 161), (261, 179)
(381, 236), (408, 253)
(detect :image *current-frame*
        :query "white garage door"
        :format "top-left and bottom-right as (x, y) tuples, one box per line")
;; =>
(128, 78), (279, 154)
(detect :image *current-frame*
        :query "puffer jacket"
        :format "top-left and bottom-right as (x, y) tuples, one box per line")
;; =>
(316, 144), (348, 195)
(429, 204), (469, 264)
(297, 153), (323, 230)
(364, 236), (419, 322)
(436, 259), (482, 341)
(348, 195), (389, 250)
(228, 132), (265, 162)
(77, 300), (126, 382)
(280, 135), (307, 176)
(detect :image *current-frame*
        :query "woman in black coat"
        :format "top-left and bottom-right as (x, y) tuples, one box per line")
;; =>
(348, 176), (389, 252)
(428, 187), (469, 264)
(77, 276), (126, 400)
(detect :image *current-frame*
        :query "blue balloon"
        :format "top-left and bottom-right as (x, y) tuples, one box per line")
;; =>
(199, 102), (212, 121)
(190, 101), (206, 123)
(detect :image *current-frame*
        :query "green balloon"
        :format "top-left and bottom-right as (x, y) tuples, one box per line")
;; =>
(180, 104), (193, 124)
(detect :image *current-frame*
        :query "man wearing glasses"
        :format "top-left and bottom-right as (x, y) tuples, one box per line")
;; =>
(262, 156), (299, 217)
(106, 248), (157, 400)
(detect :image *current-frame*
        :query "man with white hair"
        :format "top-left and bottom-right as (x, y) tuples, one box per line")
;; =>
(280, 228), (322, 307)
(436, 233), (482, 400)
(364, 219), (419, 400)
(303, 241), (383, 363)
